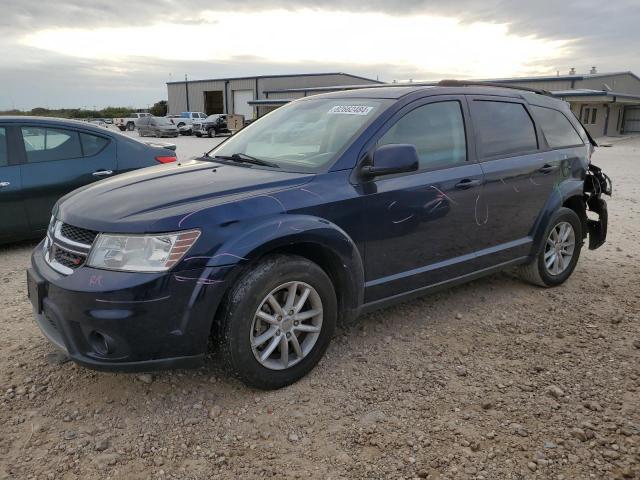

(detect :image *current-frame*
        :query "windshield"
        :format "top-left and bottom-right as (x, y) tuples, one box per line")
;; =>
(153, 117), (173, 126)
(209, 98), (391, 172)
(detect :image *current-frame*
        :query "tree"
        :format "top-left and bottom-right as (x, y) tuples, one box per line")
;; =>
(150, 100), (168, 117)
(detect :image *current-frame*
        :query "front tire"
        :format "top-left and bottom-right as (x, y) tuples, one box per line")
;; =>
(519, 207), (583, 287)
(218, 255), (337, 389)
(126, 122), (135, 131)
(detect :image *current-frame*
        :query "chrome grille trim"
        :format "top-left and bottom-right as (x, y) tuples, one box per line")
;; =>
(44, 219), (97, 275)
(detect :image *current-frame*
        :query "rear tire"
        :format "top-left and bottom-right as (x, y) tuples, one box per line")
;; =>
(217, 255), (337, 389)
(207, 128), (215, 138)
(126, 122), (135, 131)
(519, 207), (583, 287)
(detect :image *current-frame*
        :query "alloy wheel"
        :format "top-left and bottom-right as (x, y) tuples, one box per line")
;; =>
(250, 281), (323, 370)
(544, 221), (575, 275)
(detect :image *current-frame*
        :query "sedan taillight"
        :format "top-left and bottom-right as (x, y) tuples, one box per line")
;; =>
(155, 156), (177, 164)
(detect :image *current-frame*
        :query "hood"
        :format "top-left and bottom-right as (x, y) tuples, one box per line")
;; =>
(55, 160), (313, 233)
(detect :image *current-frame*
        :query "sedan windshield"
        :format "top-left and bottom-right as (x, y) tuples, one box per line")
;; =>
(209, 98), (391, 172)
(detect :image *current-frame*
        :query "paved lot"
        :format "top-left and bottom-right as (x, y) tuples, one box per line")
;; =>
(0, 138), (638, 479)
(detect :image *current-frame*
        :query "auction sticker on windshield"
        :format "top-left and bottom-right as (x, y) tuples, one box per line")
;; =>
(328, 105), (374, 115)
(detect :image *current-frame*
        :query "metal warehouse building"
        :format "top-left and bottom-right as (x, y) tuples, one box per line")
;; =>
(166, 72), (381, 119)
(167, 69), (640, 138)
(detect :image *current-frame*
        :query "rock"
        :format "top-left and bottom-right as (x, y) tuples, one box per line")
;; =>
(602, 449), (620, 460)
(95, 439), (109, 451)
(63, 431), (77, 440)
(288, 433), (299, 442)
(583, 401), (603, 412)
(137, 374), (153, 384)
(360, 410), (386, 425)
(571, 428), (588, 442)
(455, 366), (468, 377)
(527, 462), (537, 472)
(45, 351), (70, 365)
(455, 313), (463, 320)
(153, 456), (164, 466)
(15, 386), (27, 395)
(547, 385), (564, 399)
(633, 339), (640, 349)
(208, 405), (222, 419)
(543, 441), (557, 449)
(481, 400), (493, 410)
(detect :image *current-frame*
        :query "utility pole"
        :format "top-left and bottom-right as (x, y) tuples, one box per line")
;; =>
(185, 74), (190, 112)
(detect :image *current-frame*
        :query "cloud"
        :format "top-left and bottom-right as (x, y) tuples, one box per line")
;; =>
(1, 0), (639, 109)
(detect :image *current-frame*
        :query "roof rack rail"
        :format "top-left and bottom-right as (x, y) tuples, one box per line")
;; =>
(437, 79), (551, 95)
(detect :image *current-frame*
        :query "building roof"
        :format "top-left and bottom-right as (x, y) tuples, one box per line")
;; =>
(551, 89), (640, 101)
(167, 72), (383, 85)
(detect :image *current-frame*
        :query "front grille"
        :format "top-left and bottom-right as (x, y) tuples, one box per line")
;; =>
(60, 223), (98, 246)
(52, 245), (86, 270)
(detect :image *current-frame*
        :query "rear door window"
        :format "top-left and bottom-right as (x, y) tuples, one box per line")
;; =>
(80, 133), (110, 156)
(0, 127), (8, 166)
(378, 100), (467, 171)
(21, 127), (82, 163)
(531, 106), (584, 149)
(472, 100), (538, 158)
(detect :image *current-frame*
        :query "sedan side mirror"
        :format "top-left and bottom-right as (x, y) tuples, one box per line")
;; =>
(360, 144), (420, 179)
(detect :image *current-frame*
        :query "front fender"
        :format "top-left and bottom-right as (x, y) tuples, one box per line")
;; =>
(205, 214), (365, 321)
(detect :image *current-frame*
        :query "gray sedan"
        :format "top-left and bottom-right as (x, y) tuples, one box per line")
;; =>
(137, 116), (179, 138)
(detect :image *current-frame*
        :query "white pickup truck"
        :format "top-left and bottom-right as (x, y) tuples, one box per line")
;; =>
(114, 112), (152, 132)
(167, 112), (208, 135)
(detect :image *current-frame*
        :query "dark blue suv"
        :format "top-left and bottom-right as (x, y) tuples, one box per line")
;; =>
(27, 83), (611, 389)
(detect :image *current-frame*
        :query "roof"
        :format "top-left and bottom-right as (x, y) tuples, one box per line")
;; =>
(0, 116), (111, 131)
(167, 72), (383, 85)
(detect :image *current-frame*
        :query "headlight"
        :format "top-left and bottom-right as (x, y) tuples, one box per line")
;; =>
(86, 230), (200, 272)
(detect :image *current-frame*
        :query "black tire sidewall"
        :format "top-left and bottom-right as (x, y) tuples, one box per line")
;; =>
(222, 256), (337, 389)
(536, 208), (583, 286)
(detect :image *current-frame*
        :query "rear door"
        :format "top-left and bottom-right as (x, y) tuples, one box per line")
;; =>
(467, 96), (562, 266)
(0, 125), (29, 241)
(19, 125), (116, 232)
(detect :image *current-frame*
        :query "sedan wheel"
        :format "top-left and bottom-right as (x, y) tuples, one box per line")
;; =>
(544, 221), (575, 276)
(250, 281), (323, 370)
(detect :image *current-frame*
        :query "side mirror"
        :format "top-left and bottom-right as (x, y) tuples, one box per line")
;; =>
(361, 144), (420, 179)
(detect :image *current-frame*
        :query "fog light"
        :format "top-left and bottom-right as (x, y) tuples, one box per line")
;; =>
(89, 331), (113, 356)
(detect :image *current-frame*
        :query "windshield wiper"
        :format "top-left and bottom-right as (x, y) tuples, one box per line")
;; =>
(213, 153), (279, 168)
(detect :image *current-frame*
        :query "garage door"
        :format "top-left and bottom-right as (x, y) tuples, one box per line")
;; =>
(233, 90), (254, 119)
(623, 106), (640, 133)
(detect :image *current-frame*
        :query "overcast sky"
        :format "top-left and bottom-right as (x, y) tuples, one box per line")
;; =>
(1, 0), (639, 110)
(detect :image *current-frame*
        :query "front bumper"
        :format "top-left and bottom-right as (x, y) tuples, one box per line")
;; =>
(28, 241), (232, 372)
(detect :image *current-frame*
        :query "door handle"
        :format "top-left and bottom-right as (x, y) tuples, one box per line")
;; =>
(455, 178), (481, 189)
(538, 164), (558, 174)
(0, 181), (10, 188)
(92, 170), (113, 177)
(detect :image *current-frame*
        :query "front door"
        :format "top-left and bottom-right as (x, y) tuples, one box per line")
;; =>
(361, 97), (485, 303)
(0, 126), (29, 241)
(18, 125), (116, 233)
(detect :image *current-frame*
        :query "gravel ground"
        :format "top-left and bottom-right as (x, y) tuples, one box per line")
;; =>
(0, 138), (639, 480)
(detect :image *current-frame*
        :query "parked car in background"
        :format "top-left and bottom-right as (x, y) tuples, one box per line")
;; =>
(89, 120), (109, 128)
(114, 112), (151, 132)
(167, 112), (208, 135)
(0, 117), (177, 243)
(137, 116), (179, 138)
(26, 84), (611, 389)
(193, 114), (229, 137)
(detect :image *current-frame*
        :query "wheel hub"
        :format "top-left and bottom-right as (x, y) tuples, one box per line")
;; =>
(250, 281), (323, 370)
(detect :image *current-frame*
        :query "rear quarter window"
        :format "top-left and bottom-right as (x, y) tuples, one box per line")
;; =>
(80, 133), (110, 156)
(472, 100), (538, 158)
(531, 106), (584, 149)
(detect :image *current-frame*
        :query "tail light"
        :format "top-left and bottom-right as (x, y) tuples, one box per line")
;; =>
(155, 155), (177, 164)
